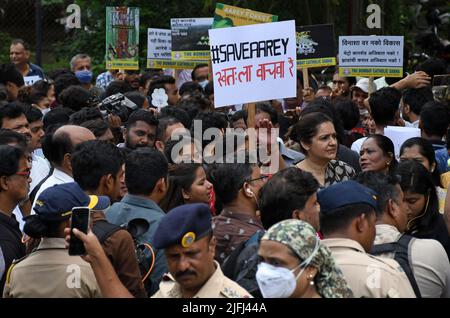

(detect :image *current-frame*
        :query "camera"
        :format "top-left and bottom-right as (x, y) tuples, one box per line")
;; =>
(98, 93), (138, 123)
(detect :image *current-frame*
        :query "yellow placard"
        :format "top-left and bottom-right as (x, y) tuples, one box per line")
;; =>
(213, 3), (278, 28)
(339, 67), (403, 78)
(106, 59), (139, 70)
(297, 57), (336, 68)
(171, 51), (210, 61)
(147, 59), (206, 70)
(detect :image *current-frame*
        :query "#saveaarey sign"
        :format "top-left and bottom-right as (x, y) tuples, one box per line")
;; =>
(296, 24), (336, 68)
(171, 18), (213, 61)
(106, 7), (140, 70)
(213, 3), (277, 28)
(209, 20), (297, 108)
(339, 36), (404, 77)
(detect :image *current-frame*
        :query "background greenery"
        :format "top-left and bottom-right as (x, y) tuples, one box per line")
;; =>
(0, 0), (449, 74)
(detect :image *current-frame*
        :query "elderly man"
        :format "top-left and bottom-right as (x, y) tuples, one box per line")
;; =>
(32, 125), (95, 209)
(9, 39), (45, 79)
(70, 54), (102, 97)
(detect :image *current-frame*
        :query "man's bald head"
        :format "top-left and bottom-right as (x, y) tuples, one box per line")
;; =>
(43, 125), (96, 169)
(54, 125), (95, 146)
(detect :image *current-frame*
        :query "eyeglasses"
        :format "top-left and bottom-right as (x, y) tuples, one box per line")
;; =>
(15, 169), (31, 178)
(245, 175), (270, 183)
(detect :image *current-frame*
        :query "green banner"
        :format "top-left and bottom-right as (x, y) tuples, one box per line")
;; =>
(106, 7), (140, 70)
(213, 3), (277, 28)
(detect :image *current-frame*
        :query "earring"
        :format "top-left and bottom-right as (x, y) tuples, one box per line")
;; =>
(308, 274), (315, 286)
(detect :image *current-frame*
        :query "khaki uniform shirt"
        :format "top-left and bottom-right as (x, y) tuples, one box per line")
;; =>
(375, 224), (450, 298)
(3, 238), (101, 298)
(322, 238), (416, 298)
(152, 261), (252, 298)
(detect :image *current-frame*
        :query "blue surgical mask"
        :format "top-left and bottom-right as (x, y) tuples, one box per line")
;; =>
(75, 70), (93, 84)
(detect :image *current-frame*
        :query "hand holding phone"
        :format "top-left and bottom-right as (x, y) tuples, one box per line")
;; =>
(69, 207), (90, 256)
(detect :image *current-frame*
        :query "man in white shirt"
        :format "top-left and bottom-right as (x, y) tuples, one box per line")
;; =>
(32, 125), (95, 210)
(351, 87), (402, 154)
(351, 72), (432, 153)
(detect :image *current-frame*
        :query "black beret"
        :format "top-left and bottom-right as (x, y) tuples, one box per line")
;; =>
(318, 180), (378, 215)
(153, 203), (212, 249)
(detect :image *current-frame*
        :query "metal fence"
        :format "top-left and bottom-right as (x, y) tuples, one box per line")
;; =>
(0, 0), (67, 69)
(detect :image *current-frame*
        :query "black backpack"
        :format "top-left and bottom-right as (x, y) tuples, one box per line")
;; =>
(370, 234), (422, 298)
(92, 219), (155, 290)
(221, 230), (264, 298)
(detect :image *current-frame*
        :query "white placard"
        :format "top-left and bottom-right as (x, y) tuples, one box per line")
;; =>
(384, 126), (421, 160)
(24, 76), (41, 86)
(339, 36), (404, 77)
(147, 28), (172, 60)
(209, 20), (297, 108)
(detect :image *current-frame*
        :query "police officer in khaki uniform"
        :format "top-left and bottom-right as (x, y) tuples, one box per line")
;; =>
(318, 181), (416, 298)
(3, 183), (105, 298)
(152, 203), (251, 298)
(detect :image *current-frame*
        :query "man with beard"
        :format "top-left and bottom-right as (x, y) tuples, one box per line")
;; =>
(124, 70), (141, 91)
(119, 110), (158, 150)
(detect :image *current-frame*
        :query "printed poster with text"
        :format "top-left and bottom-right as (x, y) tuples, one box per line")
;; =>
(105, 7), (140, 70)
(171, 18), (213, 61)
(213, 3), (278, 28)
(296, 24), (336, 68)
(209, 20), (297, 108)
(147, 28), (207, 70)
(339, 36), (404, 77)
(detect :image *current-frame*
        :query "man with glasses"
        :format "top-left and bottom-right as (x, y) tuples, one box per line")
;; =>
(210, 153), (268, 264)
(0, 145), (30, 295)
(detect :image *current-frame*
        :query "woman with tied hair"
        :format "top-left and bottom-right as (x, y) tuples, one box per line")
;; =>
(256, 219), (353, 298)
(359, 134), (397, 174)
(159, 163), (213, 213)
(295, 112), (355, 188)
(396, 161), (450, 260)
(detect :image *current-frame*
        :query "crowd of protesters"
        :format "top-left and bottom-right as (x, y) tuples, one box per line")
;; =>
(0, 37), (449, 298)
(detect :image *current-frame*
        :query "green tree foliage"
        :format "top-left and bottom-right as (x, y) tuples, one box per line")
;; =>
(37, 0), (449, 72)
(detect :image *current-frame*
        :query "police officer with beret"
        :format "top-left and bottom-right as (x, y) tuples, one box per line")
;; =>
(67, 203), (251, 298)
(318, 181), (416, 298)
(151, 203), (251, 298)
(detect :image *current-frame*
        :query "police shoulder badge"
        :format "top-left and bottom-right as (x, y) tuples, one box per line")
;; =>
(181, 232), (196, 247)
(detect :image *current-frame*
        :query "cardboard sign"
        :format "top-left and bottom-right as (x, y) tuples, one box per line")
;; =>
(24, 76), (41, 86)
(147, 28), (171, 60)
(339, 36), (404, 77)
(296, 24), (336, 68)
(209, 20), (297, 108)
(384, 126), (421, 160)
(213, 3), (277, 28)
(105, 7), (140, 70)
(147, 28), (210, 69)
(171, 18), (213, 61)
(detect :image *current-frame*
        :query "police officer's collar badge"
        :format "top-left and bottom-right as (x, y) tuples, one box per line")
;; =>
(181, 232), (196, 247)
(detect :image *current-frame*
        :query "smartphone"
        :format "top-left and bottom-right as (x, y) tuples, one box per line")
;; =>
(69, 207), (90, 256)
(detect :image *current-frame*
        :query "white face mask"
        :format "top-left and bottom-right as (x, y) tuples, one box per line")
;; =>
(199, 80), (209, 89)
(256, 238), (319, 298)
